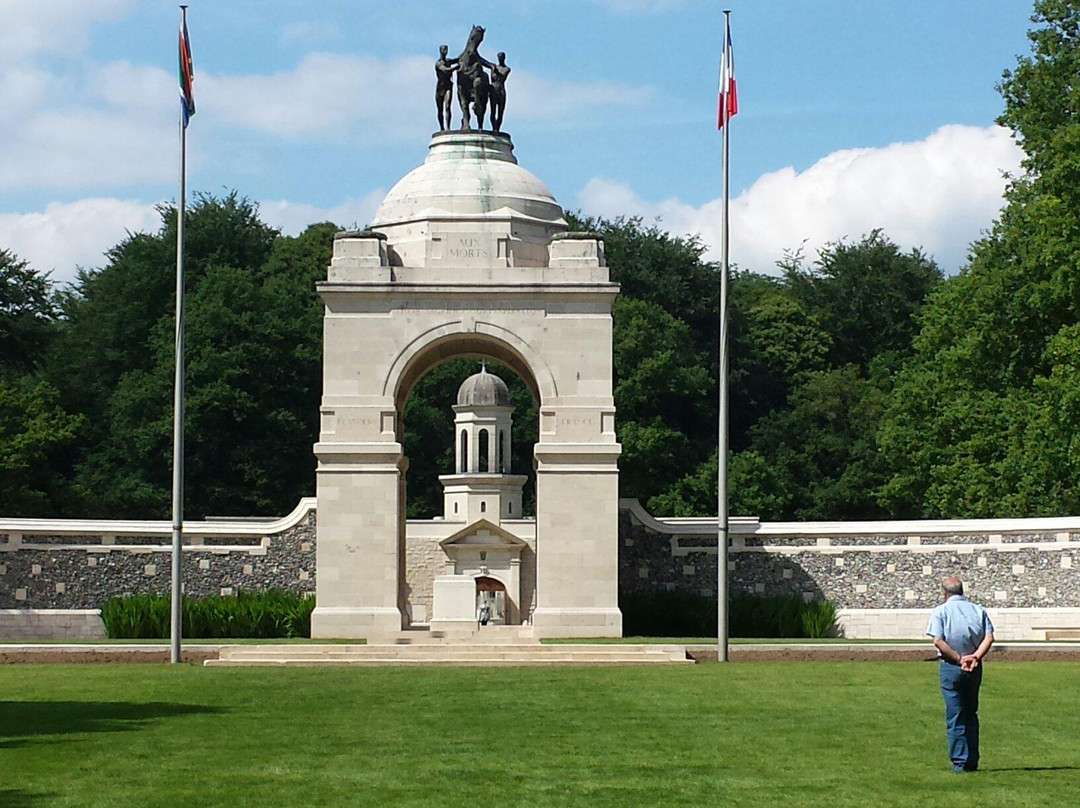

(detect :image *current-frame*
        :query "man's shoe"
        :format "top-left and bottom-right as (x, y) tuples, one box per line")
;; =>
(952, 765), (967, 773)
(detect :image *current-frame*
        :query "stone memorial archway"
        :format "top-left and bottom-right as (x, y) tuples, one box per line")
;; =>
(312, 130), (622, 638)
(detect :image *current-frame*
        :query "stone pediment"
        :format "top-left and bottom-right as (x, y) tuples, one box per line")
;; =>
(439, 519), (528, 552)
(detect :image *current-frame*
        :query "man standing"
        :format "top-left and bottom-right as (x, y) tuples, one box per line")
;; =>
(926, 577), (995, 773)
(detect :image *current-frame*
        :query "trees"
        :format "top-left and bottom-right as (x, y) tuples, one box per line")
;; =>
(0, 250), (83, 515)
(1, 249), (59, 371)
(879, 0), (1080, 517)
(38, 196), (331, 519)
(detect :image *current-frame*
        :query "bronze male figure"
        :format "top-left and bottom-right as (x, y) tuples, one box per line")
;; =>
(488, 52), (511, 132)
(435, 44), (458, 131)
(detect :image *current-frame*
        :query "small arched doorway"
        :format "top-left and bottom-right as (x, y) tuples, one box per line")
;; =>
(475, 576), (507, 625)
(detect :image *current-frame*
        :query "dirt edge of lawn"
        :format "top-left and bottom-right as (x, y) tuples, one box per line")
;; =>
(1, 644), (1078, 664)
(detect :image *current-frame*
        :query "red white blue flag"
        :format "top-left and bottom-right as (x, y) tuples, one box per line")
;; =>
(717, 24), (737, 129)
(179, 13), (195, 126)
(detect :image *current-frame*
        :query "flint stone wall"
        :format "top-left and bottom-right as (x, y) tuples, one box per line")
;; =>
(0, 502), (316, 610)
(3, 497), (1079, 632)
(619, 501), (1080, 611)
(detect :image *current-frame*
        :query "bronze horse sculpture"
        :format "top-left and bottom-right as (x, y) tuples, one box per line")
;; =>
(455, 25), (493, 131)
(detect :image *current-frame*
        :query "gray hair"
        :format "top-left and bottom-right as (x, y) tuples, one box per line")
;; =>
(942, 578), (964, 596)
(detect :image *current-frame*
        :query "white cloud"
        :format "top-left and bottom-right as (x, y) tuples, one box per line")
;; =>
(0, 59), (175, 191)
(0, 0), (134, 66)
(0, 198), (160, 285)
(201, 53), (649, 140)
(0, 192), (388, 286)
(259, 192), (386, 236)
(578, 124), (1024, 274)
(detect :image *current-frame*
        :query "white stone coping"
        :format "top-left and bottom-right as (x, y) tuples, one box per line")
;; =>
(680, 542), (1078, 556)
(621, 498), (1080, 539)
(0, 497), (316, 540)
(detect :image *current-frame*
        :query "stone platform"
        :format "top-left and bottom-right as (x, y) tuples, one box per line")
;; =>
(204, 641), (690, 667)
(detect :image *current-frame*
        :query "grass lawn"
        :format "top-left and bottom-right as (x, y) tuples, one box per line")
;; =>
(1, 663), (1077, 807)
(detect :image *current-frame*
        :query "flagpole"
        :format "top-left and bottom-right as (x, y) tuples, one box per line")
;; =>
(717, 9), (732, 663)
(170, 4), (189, 665)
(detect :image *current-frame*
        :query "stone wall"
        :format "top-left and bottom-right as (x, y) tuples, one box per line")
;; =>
(4, 498), (1080, 640)
(619, 501), (1080, 609)
(618, 500), (1080, 638)
(0, 500), (317, 612)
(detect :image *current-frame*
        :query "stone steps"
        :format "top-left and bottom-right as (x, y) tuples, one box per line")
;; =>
(204, 643), (690, 667)
(1043, 629), (1080, 640)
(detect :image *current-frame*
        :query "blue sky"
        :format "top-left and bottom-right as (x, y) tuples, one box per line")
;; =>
(0, 0), (1035, 284)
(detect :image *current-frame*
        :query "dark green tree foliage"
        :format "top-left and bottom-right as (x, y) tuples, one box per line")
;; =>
(711, 233), (942, 520)
(42, 195), (330, 519)
(0, 378), (83, 513)
(781, 231), (943, 372)
(568, 214), (722, 509)
(1, 249), (59, 370)
(879, 1), (1080, 517)
(0, 250), (82, 514)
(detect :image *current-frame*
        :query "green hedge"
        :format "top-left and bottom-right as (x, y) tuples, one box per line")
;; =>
(100, 590), (315, 639)
(620, 591), (838, 638)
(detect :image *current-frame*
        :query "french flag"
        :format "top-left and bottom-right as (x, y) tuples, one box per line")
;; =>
(179, 13), (195, 126)
(717, 24), (737, 129)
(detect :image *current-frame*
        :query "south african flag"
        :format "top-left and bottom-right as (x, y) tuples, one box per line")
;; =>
(179, 13), (195, 126)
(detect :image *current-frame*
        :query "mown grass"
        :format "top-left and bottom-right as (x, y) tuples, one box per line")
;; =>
(1, 663), (1077, 807)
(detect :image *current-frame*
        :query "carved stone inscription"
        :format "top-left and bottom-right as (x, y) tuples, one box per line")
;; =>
(448, 236), (489, 261)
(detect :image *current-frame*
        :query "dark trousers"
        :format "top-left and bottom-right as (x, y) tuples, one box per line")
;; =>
(939, 662), (982, 770)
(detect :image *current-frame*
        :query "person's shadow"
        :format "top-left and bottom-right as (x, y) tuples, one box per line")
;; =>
(981, 765), (1079, 772)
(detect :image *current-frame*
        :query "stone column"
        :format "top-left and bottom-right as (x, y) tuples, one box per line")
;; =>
(531, 442), (622, 637)
(311, 441), (405, 638)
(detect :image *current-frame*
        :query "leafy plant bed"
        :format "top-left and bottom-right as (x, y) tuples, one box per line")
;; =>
(620, 591), (838, 638)
(100, 591), (315, 639)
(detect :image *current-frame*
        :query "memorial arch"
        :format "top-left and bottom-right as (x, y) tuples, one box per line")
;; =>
(312, 131), (622, 639)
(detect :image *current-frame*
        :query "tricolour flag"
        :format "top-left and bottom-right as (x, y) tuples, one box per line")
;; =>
(717, 24), (737, 129)
(179, 14), (195, 126)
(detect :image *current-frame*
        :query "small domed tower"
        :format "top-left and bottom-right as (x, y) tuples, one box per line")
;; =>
(439, 365), (528, 523)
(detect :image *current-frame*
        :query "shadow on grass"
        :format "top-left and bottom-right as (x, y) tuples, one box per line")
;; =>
(0, 701), (225, 748)
(0, 789), (58, 807)
(983, 765), (1080, 772)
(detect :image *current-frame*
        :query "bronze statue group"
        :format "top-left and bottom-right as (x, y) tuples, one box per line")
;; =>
(436, 26), (511, 132)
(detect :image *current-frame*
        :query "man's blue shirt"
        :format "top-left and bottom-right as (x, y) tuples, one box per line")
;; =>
(926, 595), (994, 657)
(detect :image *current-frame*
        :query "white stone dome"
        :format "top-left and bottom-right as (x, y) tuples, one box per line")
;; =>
(457, 366), (512, 408)
(370, 132), (566, 229)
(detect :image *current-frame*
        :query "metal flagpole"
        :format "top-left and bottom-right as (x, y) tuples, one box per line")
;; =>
(717, 9), (732, 662)
(170, 4), (190, 665)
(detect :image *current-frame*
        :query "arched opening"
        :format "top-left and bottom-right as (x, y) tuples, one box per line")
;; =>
(478, 429), (489, 472)
(476, 576), (507, 625)
(395, 335), (540, 519)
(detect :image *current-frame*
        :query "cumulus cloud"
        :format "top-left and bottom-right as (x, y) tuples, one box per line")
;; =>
(201, 53), (649, 140)
(0, 0), (134, 66)
(259, 192), (386, 236)
(578, 124), (1024, 274)
(0, 58), (175, 191)
(0, 192), (389, 286)
(0, 198), (160, 284)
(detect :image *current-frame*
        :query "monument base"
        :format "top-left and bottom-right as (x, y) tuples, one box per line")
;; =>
(310, 606), (402, 639)
(530, 607), (623, 639)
